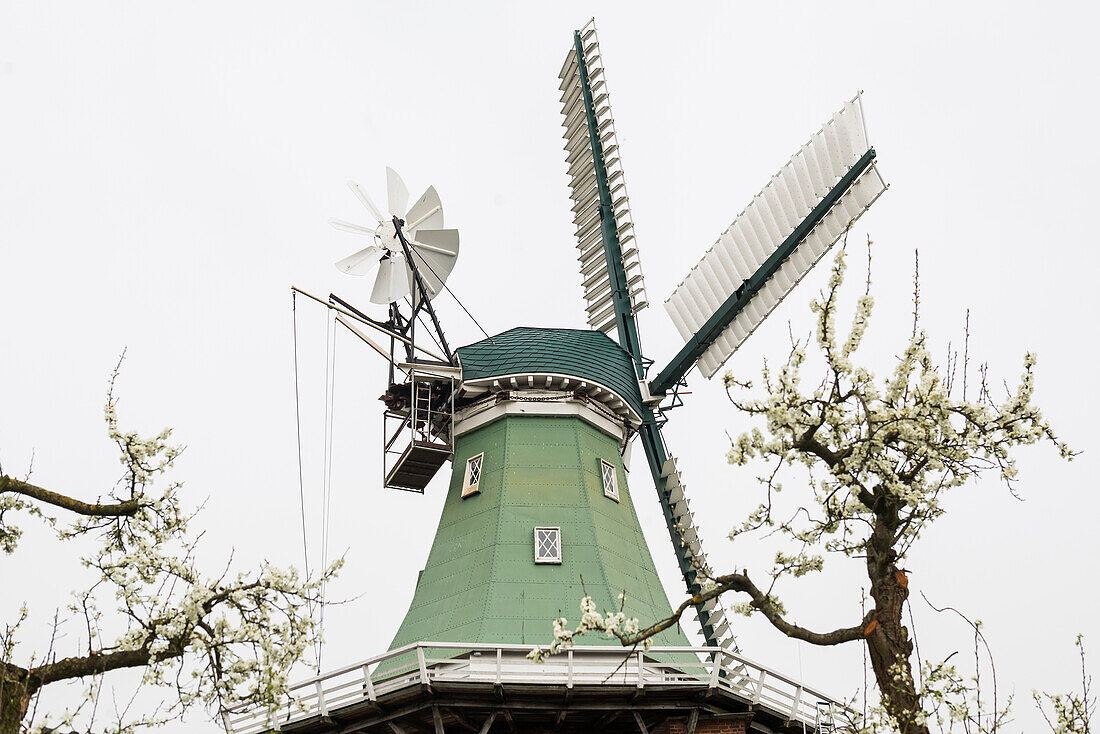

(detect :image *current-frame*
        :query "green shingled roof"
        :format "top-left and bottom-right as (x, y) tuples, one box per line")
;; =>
(457, 327), (643, 418)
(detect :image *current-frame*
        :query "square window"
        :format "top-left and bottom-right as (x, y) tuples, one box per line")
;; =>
(534, 527), (562, 564)
(601, 459), (619, 502)
(462, 453), (483, 498)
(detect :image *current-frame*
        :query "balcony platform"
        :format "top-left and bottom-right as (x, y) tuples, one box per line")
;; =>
(384, 440), (451, 492)
(222, 642), (850, 734)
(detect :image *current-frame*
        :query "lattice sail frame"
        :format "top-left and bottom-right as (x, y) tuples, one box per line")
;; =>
(665, 95), (888, 377)
(559, 21), (649, 334)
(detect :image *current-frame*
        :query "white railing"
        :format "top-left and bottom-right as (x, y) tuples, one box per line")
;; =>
(222, 642), (851, 734)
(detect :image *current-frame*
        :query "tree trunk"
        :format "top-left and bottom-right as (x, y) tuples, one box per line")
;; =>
(0, 668), (36, 734)
(866, 510), (928, 734)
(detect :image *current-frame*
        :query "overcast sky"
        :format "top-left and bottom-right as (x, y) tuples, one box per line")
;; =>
(2, 2), (1098, 732)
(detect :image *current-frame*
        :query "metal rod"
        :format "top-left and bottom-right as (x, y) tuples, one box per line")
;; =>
(393, 217), (455, 364)
(335, 314), (399, 365)
(292, 286), (445, 362)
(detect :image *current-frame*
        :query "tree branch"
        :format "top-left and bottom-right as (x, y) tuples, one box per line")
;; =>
(616, 571), (873, 647)
(32, 647), (157, 687)
(0, 476), (144, 517)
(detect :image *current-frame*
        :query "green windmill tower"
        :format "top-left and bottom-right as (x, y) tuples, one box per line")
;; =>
(227, 18), (888, 734)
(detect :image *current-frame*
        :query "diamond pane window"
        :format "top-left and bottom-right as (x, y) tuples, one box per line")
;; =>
(534, 527), (562, 564)
(601, 459), (619, 502)
(462, 453), (483, 498)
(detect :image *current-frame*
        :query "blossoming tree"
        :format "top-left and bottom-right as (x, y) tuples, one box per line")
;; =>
(537, 243), (1073, 734)
(0, 363), (336, 733)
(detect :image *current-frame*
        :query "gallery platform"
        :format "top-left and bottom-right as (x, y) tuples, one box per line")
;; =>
(222, 642), (849, 734)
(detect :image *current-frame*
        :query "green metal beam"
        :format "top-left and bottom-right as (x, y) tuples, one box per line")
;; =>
(650, 147), (878, 396)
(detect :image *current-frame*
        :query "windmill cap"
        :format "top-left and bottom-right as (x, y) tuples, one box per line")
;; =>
(457, 327), (644, 421)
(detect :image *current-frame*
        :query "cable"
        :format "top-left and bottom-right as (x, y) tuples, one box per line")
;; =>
(408, 299), (446, 357)
(291, 292), (317, 666)
(318, 308), (338, 671)
(413, 254), (492, 341)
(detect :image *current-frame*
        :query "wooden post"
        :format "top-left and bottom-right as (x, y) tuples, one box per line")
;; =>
(477, 711), (497, 734)
(708, 651), (722, 689)
(685, 708), (699, 734)
(789, 685), (803, 723)
(751, 669), (766, 705)
(417, 645), (430, 688)
(363, 663), (376, 701)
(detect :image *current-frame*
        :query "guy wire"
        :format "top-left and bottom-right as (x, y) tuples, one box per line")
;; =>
(414, 254), (492, 341)
(291, 292), (317, 666)
(319, 307), (338, 670)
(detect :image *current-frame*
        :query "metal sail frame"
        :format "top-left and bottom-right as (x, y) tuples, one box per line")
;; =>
(651, 147), (878, 395)
(567, 23), (735, 651)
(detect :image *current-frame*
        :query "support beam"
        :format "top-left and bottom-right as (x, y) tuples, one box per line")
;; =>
(650, 717), (672, 734)
(444, 708), (477, 732)
(633, 711), (650, 734)
(388, 724), (408, 734)
(432, 706), (445, 734)
(477, 712), (497, 734)
(594, 711), (621, 729)
(686, 709), (700, 734)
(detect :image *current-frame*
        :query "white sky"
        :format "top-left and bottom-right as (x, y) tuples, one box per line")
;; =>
(2, 2), (1097, 731)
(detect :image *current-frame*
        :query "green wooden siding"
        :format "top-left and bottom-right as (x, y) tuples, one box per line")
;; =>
(387, 414), (690, 651)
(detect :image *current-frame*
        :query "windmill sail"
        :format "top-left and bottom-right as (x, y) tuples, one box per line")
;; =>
(654, 95), (888, 392)
(558, 21), (648, 336)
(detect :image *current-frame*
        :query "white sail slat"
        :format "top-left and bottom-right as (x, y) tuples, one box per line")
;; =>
(823, 118), (849, 174)
(742, 210), (770, 267)
(763, 183), (794, 237)
(727, 229), (754, 279)
(756, 189), (785, 243)
(713, 238), (742, 285)
(772, 173), (802, 230)
(801, 139), (829, 198)
(842, 97), (868, 155)
(666, 296), (693, 341)
(792, 151), (818, 204)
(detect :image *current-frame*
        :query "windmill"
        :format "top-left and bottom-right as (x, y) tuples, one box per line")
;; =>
(226, 18), (887, 734)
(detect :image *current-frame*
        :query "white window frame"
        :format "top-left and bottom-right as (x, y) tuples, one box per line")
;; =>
(462, 452), (484, 498)
(534, 526), (562, 564)
(600, 459), (619, 502)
